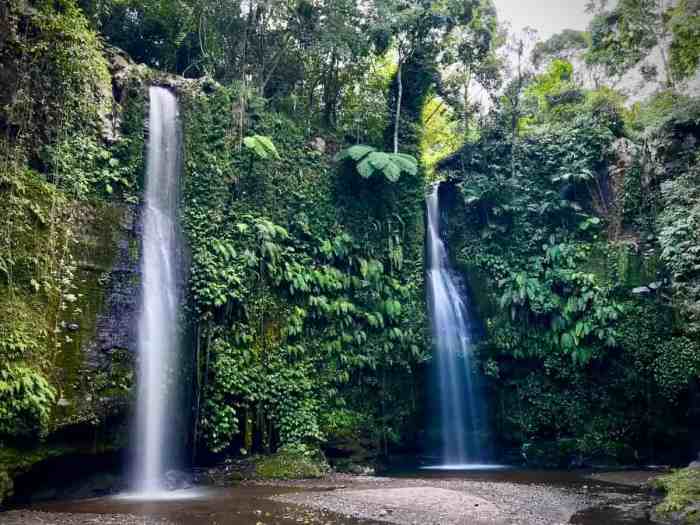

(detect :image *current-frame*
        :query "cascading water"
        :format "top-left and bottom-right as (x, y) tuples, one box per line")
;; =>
(133, 86), (182, 495)
(425, 184), (497, 470)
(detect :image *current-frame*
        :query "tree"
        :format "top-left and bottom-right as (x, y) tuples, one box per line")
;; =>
(440, 0), (502, 132)
(334, 145), (418, 182)
(499, 26), (538, 176)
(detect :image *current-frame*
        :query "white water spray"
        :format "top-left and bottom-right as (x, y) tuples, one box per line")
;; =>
(133, 86), (182, 495)
(426, 184), (493, 467)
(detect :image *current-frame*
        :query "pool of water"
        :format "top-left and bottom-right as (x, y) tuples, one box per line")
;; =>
(29, 485), (374, 525)
(420, 463), (511, 471)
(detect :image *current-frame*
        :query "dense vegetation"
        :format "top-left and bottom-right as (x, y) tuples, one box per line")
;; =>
(0, 0), (699, 516)
(441, 62), (700, 465)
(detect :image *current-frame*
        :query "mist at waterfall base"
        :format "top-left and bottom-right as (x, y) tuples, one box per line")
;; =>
(122, 86), (193, 500)
(424, 184), (504, 471)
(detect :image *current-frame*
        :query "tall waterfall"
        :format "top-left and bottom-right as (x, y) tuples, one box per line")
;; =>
(426, 184), (491, 468)
(134, 86), (182, 494)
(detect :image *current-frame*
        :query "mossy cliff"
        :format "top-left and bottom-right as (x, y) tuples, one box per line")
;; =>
(2, 0), (429, 496)
(0, 0), (152, 502)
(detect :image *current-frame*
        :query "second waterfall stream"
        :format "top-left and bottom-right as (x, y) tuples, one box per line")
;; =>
(425, 184), (494, 469)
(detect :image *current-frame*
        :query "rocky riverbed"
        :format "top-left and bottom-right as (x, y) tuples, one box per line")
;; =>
(270, 472), (653, 525)
(0, 470), (665, 525)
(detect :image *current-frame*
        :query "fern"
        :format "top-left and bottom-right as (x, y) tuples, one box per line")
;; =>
(335, 145), (375, 162)
(243, 135), (281, 160)
(334, 145), (418, 182)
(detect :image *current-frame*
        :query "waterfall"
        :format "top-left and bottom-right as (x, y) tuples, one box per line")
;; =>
(133, 86), (182, 494)
(425, 184), (493, 468)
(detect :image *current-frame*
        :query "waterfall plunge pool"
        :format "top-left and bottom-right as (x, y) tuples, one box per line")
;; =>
(420, 463), (511, 471)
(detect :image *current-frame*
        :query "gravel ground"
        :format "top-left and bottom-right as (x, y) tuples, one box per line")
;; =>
(271, 474), (592, 525)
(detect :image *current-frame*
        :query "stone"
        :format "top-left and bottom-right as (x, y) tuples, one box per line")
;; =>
(309, 137), (326, 154)
(163, 470), (194, 491)
(632, 286), (651, 295)
(689, 453), (700, 469)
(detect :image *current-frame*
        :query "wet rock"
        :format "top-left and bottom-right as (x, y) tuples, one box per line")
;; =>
(689, 453), (700, 469)
(164, 470), (193, 491)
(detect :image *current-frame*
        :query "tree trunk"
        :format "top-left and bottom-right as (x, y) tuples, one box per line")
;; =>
(394, 62), (403, 154)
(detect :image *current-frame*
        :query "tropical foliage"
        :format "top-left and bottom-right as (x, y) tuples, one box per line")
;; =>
(0, 0), (699, 503)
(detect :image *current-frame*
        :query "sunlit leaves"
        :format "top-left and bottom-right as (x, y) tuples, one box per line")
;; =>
(243, 135), (281, 160)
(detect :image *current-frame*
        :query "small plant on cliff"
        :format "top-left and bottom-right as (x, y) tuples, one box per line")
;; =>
(0, 365), (56, 438)
(243, 135), (281, 160)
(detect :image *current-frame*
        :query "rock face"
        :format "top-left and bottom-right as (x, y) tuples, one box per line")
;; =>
(0, 200), (142, 503)
(0, 39), (148, 501)
(68, 202), (141, 425)
(563, 45), (700, 106)
(536, 3), (700, 108)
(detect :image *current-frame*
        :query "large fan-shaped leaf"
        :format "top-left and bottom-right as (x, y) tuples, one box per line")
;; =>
(356, 156), (374, 178)
(382, 160), (402, 182)
(391, 153), (418, 175)
(367, 152), (391, 172)
(337, 144), (418, 183)
(334, 145), (376, 162)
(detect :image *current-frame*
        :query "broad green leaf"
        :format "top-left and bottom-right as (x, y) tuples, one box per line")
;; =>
(335, 144), (376, 162)
(243, 135), (280, 160)
(356, 157), (374, 178)
(382, 160), (401, 182)
(367, 152), (392, 172)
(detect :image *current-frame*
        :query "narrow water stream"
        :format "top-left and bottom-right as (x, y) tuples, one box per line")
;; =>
(425, 184), (491, 466)
(28, 485), (374, 525)
(133, 86), (183, 495)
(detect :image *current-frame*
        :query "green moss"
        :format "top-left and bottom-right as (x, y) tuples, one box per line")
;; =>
(670, 0), (700, 81)
(1, 0), (111, 156)
(585, 242), (659, 289)
(0, 169), (135, 434)
(254, 445), (330, 480)
(53, 203), (123, 426)
(653, 468), (700, 524)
